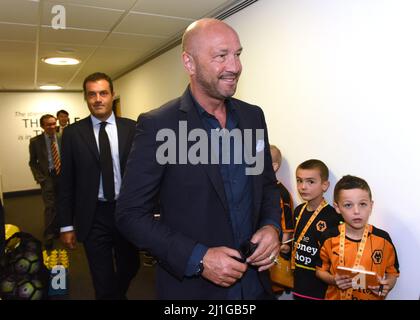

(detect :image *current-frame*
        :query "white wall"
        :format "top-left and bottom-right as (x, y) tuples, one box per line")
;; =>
(228, 0), (419, 300)
(115, 0), (419, 299)
(114, 48), (189, 119)
(0, 92), (86, 192)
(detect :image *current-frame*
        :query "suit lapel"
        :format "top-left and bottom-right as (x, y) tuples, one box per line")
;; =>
(179, 89), (229, 212)
(231, 100), (261, 223)
(38, 134), (48, 164)
(78, 117), (99, 160)
(116, 118), (129, 171)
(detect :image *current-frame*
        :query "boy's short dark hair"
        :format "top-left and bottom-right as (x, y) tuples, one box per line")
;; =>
(297, 159), (329, 181)
(83, 72), (113, 98)
(56, 109), (69, 117)
(40, 114), (55, 127)
(334, 175), (372, 202)
(270, 145), (281, 164)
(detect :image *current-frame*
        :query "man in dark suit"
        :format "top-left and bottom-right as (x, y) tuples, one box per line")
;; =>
(29, 114), (61, 248)
(116, 19), (281, 299)
(58, 72), (140, 300)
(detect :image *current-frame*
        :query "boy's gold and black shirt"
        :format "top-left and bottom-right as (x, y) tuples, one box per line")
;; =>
(316, 224), (400, 300)
(276, 182), (294, 232)
(270, 182), (294, 292)
(292, 203), (343, 299)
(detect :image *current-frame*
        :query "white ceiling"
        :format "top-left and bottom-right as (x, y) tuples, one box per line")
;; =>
(0, 0), (251, 91)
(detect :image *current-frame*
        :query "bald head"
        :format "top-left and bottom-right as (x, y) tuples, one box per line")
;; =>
(182, 18), (239, 55)
(181, 18), (243, 103)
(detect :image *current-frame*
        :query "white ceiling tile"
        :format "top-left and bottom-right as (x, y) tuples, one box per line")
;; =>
(46, 0), (138, 11)
(37, 63), (80, 88)
(0, 41), (35, 90)
(102, 33), (167, 50)
(81, 48), (147, 75)
(68, 48), (147, 88)
(40, 26), (108, 46)
(38, 43), (96, 59)
(0, 78), (35, 90)
(115, 12), (192, 37)
(66, 73), (88, 90)
(42, 2), (125, 31)
(0, 0), (39, 25)
(0, 23), (37, 42)
(0, 0), (245, 90)
(132, 0), (235, 19)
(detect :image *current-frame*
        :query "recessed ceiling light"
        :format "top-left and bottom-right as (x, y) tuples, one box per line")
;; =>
(42, 57), (80, 65)
(39, 85), (62, 90)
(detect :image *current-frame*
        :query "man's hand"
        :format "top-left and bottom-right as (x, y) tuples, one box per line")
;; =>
(201, 247), (247, 287)
(60, 231), (76, 249)
(247, 225), (280, 271)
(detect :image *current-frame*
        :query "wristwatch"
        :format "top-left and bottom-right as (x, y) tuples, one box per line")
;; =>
(196, 259), (204, 276)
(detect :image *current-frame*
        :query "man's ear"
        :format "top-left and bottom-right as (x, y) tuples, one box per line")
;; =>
(182, 52), (195, 75)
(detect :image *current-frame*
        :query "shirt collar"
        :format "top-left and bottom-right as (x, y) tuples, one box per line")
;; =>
(43, 132), (56, 140)
(90, 112), (116, 127)
(188, 87), (235, 120)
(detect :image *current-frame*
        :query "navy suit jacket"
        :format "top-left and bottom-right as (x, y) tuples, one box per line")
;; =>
(58, 116), (136, 242)
(116, 88), (280, 299)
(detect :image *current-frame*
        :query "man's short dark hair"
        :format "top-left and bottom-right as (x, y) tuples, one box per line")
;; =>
(56, 109), (69, 117)
(334, 175), (372, 202)
(83, 72), (113, 98)
(297, 159), (329, 181)
(40, 114), (55, 127)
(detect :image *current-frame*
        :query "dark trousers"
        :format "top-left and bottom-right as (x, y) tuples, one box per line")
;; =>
(83, 201), (140, 300)
(40, 173), (59, 240)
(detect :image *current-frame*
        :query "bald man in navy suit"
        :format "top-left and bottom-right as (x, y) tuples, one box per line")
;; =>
(116, 19), (281, 300)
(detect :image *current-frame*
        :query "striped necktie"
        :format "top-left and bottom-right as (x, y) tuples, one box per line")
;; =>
(50, 135), (61, 174)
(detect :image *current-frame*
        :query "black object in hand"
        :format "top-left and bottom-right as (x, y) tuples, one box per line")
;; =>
(280, 251), (291, 261)
(233, 240), (258, 263)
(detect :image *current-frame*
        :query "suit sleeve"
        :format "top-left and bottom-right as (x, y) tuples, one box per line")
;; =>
(28, 138), (45, 184)
(116, 113), (196, 280)
(57, 128), (75, 228)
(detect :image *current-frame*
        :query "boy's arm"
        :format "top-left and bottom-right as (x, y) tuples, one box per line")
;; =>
(280, 232), (293, 254)
(385, 274), (398, 293)
(316, 269), (353, 290)
(316, 237), (353, 290)
(369, 236), (399, 297)
(316, 269), (335, 285)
